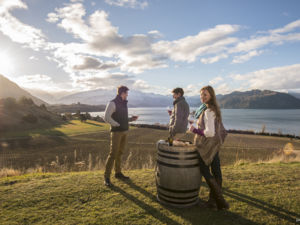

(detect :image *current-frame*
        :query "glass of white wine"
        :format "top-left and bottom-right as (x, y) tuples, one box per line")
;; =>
(188, 114), (194, 130)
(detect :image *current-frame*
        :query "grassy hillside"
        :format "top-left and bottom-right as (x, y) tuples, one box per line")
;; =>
(0, 74), (46, 106)
(0, 163), (299, 225)
(0, 97), (63, 133)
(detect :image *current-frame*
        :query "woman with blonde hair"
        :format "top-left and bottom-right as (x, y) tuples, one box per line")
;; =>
(189, 85), (229, 210)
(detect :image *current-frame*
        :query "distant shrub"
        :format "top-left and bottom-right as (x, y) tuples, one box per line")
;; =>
(80, 114), (87, 122)
(40, 104), (47, 111)
(22, 113), (38, 123)
(94, 115), (105, 122)
(40, 114), (51, 121)
(19, 97), (34, 106)
(64, 112), (73, 120)
(3, 97), (18, 110)
(85, 112), (91, 120)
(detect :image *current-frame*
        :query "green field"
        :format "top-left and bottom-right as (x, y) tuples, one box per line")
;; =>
(1, 120), (300, 172)
(0, 163), (299, 225)
(1, 120), (111, 138)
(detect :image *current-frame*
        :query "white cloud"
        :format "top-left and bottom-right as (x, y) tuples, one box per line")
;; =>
(153, 24), (240, 63)
(232, 50), (264, 64)
(72, 56), (120, 71)
(209, 76), (224, 85)
(201, 54), (228, 64)
(46, 13), (59, 23)
(105, 0), (148, 9)
(0, 0), (46, 50)
(184, 83), (204, 96)
(231, 63), (300, 90)
(269, 19), (300, 34)
(29, 56), (38, 60)
(133, 79), (150, 89)
(12, 74), (67, 92)
(214, 83), (232, 94)
(47, 3), (167, 75)
(229, 26), (300, 54)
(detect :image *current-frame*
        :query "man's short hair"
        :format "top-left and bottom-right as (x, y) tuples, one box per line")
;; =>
(117, 85), (129, 95)
(172, 87), (184, 96)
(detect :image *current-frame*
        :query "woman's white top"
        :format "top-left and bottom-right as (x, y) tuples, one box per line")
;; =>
(203, 109), (216, 137)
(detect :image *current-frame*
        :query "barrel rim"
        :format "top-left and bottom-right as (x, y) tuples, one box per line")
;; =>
(156, 183), (199, 193)
(158, 148), (197, 155)
(157, 153), (198, 160)
(157, 160), (199, 168)
(157, 195), (199, 205)
(158, 190), (199, 200)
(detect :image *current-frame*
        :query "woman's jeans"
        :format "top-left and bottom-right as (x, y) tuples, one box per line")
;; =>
(198, 152), (222, 183)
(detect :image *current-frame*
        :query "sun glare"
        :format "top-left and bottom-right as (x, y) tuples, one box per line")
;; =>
(0, 53), (14, 75)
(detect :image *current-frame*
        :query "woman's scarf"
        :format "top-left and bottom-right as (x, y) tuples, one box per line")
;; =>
(194, 103), (207, 119)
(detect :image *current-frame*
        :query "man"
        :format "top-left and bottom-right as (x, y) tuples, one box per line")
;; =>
(104, 86), (137, 186)
(169, 87), (190, 140)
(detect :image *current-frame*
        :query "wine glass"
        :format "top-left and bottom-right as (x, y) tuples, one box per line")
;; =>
(131, 110), (139, 122)
(167, 106), (172, 116)
(188, 114), (194, 130)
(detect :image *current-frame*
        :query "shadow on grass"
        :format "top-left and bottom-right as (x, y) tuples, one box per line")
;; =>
(111, 185), (181, 225)
(117, 179), (260, 225)
(85, 121), (104, 127)
(223, 188), (300, 224)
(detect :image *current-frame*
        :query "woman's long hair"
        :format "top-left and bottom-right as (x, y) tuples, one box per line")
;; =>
(201, 85), (222, 122)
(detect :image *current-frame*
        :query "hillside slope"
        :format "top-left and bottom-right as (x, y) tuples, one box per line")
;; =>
(0, 74), (47, 106)
(0, 97), (63, 132)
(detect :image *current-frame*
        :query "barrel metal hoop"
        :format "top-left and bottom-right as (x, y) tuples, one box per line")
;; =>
(157, 160), (199, 168)
(158, 195), (198, 205)
(158, 148), (197, 155)
(157, 183), (199, 193)
(157, 153), (198, 160)
(158, 190), (199, 200)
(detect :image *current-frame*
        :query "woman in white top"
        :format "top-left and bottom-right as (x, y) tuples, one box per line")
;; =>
(189, 85), (229, 210)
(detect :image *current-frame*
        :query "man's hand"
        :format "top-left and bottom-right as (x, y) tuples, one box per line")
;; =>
(131, 116), (139, 121)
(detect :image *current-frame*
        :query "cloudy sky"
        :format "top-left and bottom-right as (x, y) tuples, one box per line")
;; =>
(1, 0), (300, 96)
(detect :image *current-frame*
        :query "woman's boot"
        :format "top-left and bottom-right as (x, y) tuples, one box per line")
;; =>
(204, 191), (217, 208)
(207, 178), (229, 210)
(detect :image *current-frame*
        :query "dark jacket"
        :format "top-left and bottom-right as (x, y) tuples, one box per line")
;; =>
(111, 95), (129, 132)
(169, 96), (190, 136)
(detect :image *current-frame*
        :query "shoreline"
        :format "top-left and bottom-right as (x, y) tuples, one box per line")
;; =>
(130, 123), (300, 139)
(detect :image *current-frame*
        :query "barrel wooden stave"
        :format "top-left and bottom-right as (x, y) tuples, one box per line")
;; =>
(155, 141), (202, 208)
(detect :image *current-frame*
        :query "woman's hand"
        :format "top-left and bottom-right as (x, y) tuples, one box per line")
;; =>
(189, 125), (195, 132)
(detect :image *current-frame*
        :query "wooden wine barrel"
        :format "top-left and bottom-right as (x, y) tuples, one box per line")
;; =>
(155, 140), (202, 208)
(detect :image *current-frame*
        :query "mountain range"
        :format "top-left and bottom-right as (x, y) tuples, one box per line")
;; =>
(1, 74), (300, 109)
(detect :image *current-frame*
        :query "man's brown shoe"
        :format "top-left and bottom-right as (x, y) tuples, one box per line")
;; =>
(115, 173), (129, 179)
(104, 177), (112, 186)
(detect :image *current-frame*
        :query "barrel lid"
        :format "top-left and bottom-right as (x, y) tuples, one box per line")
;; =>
(157, 140), (196, 152)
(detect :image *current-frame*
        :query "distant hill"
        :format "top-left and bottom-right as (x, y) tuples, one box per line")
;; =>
(51, 88), (300, 109)
(0, 97), (63, 132)
(288, 91), (300, 100)
(57, 89), (174, 107)
(0, 74), (47, 106)
(218, 90), (300, 109)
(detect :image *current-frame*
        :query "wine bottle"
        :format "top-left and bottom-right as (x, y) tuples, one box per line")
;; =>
(168, 136), (173, 146)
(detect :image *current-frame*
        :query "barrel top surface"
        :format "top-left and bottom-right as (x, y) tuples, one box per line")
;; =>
(157, 140), (196, 152)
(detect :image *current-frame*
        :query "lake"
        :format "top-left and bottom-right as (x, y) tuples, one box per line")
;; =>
(90, 108), (300, 135)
